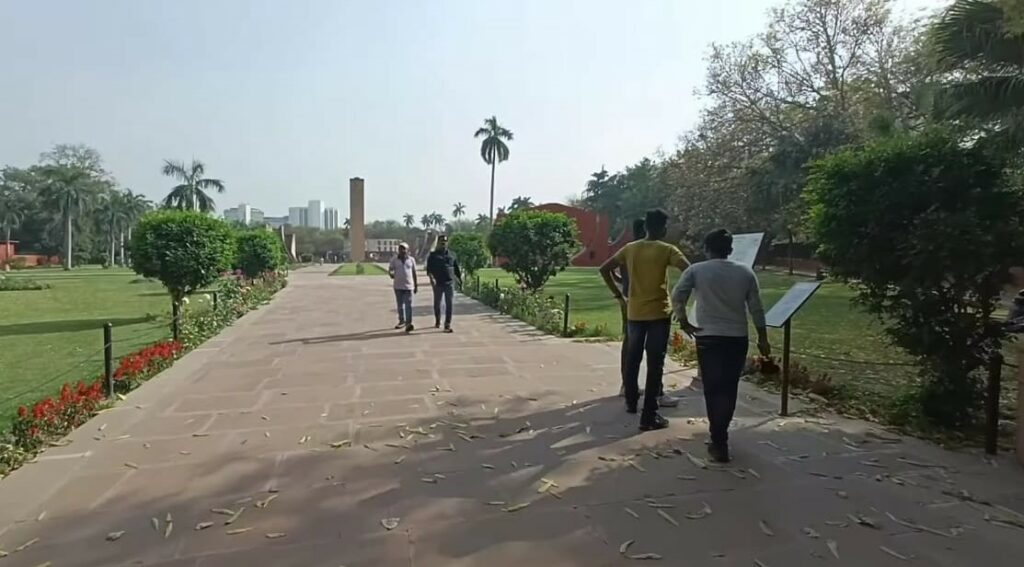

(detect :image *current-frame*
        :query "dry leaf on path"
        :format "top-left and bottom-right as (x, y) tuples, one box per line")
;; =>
(747, 468), (760, 479)
(627, 553), (663, 560)
(105, 531), (125, 542)
(619, 540), (635, 554)
(481, 463), (495, 469)
(124, 462), (139, 470)
(164, 521), (173, 539)
(684, 502), (712, 520)
(150, 518), (159, 532)
(211, 508), (235, 516)
(486, 501), (506, 506)
(224, 507), (245, 526)
(226, 527), (253, 535)
(502, 503), (530, 513)
(827, 540), (839, 559)
(265, 532), (287, 539)
(754, 560), (769, 567)
(15, 538), (39, 552)
(759, 521), (775, 536)
(195, 522), (214, 531)
(381, 518), (400, 530)
(393, 455), (406, 464)
(420, 477), (438, 484)
(885, 512), (954, 537)
(880, 546), (911, 561)
(627, 460), (646, 472)
(657, 509), (679, 527)
(802, 527), (820, 539)
(677, 475), (697, 481)
(256, 494), (278, 509)
(624, 507), (640, 519)
(684, 453), (707, 469)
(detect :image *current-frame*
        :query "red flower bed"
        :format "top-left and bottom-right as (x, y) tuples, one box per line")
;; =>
(13, 380), (106, 450)
(114, 340), (183, 384)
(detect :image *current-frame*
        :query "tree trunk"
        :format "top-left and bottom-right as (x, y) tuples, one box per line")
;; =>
(489, 160), (497, 225)
(787, 229), (794, 276)
(64, 211), (73, 271)
(127, 227), (133, 266)
(119, 230), (125, 266)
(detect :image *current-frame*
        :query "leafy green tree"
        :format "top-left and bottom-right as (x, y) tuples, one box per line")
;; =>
(448, 232), (489, 278)
(429, 212), (446, 228)
(161, 159), (225, 212)
(931, 0), (1024, 146)
(130, 210), (236, 307)
(403, 213), (415, 228)
(39, 165), (99, 270)
(474, 116), (513, 224)
(806, 128), (1024, 426)
(98, 190), (129, 268)
(0, 180), (27, 244)
(121, 189), (152, 265)
(452, 202), (466, 219)
(475, 213), (490, 228)
(420, 214), (431, 230)
(487, 210), (579, 291)
(236, 230), (286, 277)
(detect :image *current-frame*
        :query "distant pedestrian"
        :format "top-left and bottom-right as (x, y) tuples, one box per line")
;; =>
(671, 228), (770, 463)
(600, 209), (689, 431)
(426, 234), (462, 333)
(388, 242), (419, 333)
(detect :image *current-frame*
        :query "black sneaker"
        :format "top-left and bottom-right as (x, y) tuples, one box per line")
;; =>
(405, 324), (414, 334)
(394, 322), (406, 329)
(639, 413), (669, 431)
(443, 326), (454, 334)
(707, 443), (731, 463)
(435, 321), (441, 329)
(625, 400), (638, 414)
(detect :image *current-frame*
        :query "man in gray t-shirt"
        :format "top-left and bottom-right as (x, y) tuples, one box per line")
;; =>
(388, 243), (419, 333)
(671, 229), (770, 463)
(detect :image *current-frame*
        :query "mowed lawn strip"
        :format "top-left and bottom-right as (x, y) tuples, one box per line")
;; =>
(0, 267), (192, 417)
(472, 266), (915, 398)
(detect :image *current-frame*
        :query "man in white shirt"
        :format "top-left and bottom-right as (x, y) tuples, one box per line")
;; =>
(672, 229), (770, 463)
(388, 243), (419, 333)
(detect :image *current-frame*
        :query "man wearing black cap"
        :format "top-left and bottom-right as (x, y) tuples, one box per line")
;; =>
(426, 234), (462, 333)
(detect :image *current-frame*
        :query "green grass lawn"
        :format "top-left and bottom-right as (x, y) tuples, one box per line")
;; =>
(474, 267), (917, 405)
(329, 263), (388, 276)
(0, 267), (201, 418)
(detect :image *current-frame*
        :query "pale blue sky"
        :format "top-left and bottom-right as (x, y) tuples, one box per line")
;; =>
(0, 0), (943, 222)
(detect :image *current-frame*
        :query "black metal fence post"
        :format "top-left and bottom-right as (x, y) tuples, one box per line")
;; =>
(780, 320), (792, 417)
(563, 293), (571, 337)
(212, 291), (219, 311)
(984, 354), (1003, 455)
(103, 323), (114, 397)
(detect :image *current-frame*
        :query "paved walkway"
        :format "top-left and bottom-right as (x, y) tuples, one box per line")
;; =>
(1, 265), (1023, 566)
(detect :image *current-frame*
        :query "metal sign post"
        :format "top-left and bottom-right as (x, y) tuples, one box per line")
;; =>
(765, 282), (822, 416)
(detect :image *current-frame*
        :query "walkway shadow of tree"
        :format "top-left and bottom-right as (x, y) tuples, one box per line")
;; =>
(0, 387), (861, 567)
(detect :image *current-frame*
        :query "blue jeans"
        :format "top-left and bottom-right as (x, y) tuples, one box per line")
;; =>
(432, 282), (454, 326)
(394, 289), (413, 325)
(696, 336), (748, 447)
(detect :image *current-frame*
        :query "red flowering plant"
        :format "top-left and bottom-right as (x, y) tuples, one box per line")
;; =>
(12, 380), (107, 451)
(112, 340), (183, 392)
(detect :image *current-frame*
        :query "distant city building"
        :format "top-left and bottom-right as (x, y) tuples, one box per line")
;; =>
(323, 207), (340, 230)
(307, 200), (324, 229)
(288, 206), (309, 227)
(264, 215), (288, 229)
(223, 203), (264, 225)
(367, 239), (401, 254)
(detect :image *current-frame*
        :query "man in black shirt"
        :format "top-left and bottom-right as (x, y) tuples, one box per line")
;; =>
(426, 234), (462, 333)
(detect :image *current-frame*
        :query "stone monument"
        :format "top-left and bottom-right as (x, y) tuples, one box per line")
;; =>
(349, 177), (366, 262)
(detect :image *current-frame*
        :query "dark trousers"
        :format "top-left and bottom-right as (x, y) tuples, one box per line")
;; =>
(432, 282), (454, 326)
(623, 318), (671, 417)
(619, 307), (664, 397)
(394, 289), (413, 325)
(695, 336), (749, 447)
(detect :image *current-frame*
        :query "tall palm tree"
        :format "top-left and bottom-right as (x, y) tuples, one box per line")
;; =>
(474, 116), (513, 224)
(99, 191), (129, 268)
(121, 189), (151, 266)
(429, 212), (446, 228)
(403, 213), (415, 228)
(39, 166), (95, 270)
(931, 0), (1024, 144)
(474, 213), (490, 228)
(420, 214), (432, 230)
(0, 185), (26, 245)
(509, 196), (534, 212)
(161, 159), (225, 212)
(452, 202), (466, 219)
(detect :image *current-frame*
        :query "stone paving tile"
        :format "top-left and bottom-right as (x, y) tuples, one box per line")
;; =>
(1, 266), (1022, 567)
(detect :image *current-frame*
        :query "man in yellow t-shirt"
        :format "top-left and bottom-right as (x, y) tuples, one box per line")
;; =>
(600, 209), (689, 431)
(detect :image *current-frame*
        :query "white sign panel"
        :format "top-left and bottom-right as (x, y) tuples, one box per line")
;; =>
(728, 232), (765, 268)
(765, 282), (821, 328)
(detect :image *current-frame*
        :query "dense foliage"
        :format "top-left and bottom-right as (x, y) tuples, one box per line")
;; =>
(236, 229), (286, 277)
(806, 129), (1024, 426)
(487, 210), (579, 291)
(130, 210), (237, 303)
(447, 232), (489, 277)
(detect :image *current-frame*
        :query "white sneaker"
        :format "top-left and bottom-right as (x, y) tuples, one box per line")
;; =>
(657, 394), (681, 408)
